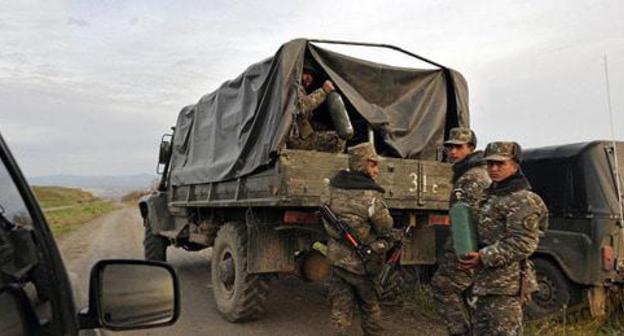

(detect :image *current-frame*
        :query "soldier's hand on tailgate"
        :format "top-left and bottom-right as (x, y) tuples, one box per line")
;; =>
(459, 251), (481, 271)
(322, 80), (335, 93)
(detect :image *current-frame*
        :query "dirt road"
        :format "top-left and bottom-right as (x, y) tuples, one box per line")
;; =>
(58, 206), (444, 336)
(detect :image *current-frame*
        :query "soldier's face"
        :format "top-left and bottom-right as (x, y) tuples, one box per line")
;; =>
(302, 71), (315, 90)
(446, 143), (473, 163)
(487, 160), (518, 182)
(367, 160), (379, 180)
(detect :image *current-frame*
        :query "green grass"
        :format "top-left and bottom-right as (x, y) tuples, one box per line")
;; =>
(397, 283), (624, 335)
(32, 186), (96, 208)
(31, 186), (117, 237)
(525, 309), (624, 336)
(398, 284), (440, 320)
(44, 200), (117, 237)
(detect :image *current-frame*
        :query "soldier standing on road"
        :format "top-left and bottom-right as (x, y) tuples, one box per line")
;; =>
(459, 142), (548, 335)
(322, 142), (395, 336)
(431, 127), (491, 336)
(288, 62), (346, 153)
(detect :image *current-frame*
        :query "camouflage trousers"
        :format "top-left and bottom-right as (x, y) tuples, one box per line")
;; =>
(288, 131), (346, 153)
(471, 295), (523, 336)
(328, 267), (385, 336)
(431, 239), (474, 336)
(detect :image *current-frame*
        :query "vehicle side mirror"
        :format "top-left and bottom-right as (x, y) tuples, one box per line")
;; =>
(78, 259), (180, 331)
(158, 138), (172, 165)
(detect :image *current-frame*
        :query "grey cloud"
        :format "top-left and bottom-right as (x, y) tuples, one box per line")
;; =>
(67, 17), (89, 27)
(0, 0), (622, 177)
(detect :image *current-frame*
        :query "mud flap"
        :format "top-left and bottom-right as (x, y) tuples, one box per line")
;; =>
(246, 210), (294, 274)
(401, 214), (437, 265)
(588, 286), (607, 317)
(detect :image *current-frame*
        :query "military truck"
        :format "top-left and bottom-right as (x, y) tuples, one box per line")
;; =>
(139, 39), (470, 322)
(522, 141), (624, 318)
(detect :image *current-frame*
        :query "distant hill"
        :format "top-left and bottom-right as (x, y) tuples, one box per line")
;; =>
(28, 174), (158, 199)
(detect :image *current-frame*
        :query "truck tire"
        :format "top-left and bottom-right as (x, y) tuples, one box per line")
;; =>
(211, 222), (270, 322)
(525, 258), (575, 319)
(144, 224), (168, 261)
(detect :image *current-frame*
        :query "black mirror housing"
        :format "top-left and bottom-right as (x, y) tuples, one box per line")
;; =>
(78, 259), (180, 331)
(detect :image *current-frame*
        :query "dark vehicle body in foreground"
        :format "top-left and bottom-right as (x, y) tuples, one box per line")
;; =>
(522, 141), (624, 317)
(140, 39), (469, 322)
(0, 132), (180, 335)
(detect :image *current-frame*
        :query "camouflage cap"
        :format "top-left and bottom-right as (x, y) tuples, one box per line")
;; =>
(303, 59), (318, 74)
(484, 141), (522, 162)
(444, 127), (477, 146)
(348, 142), (378, 173)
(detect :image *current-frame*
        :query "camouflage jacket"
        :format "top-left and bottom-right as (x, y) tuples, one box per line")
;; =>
(472, 171), (548, 296)
(450, 151), (491, 208)
(321, 170), (394, 275)
(294, 85), (327, 139)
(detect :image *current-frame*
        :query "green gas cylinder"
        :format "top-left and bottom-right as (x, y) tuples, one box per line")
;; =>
(326, 91), (354, 140)
(450, 192), (478, 259)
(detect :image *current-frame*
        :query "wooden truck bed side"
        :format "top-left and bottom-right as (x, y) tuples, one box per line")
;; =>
(168, 149), (452, 211)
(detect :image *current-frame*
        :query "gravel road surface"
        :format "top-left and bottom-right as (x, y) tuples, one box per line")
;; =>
(58, 206), (444, 336)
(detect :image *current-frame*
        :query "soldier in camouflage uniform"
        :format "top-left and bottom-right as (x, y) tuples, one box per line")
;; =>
(288, 64), (346, 153)
(431, 127), (491, 336)
(322, 142), (395, 336)
(459, 142), (548, 336)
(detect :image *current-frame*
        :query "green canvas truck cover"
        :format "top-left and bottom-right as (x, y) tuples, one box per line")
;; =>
(169, 39), (469, 185)
(522, 141), (624, 217)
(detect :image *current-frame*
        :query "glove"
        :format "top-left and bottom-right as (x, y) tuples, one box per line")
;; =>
(370, 240), (390, 254)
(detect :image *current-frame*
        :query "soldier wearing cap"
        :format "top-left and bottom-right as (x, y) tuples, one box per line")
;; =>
(321, 142), (395, 336)
(431, 127), (491, 336)
(288, 62), (346, 153)
(459, 142), (548, 335)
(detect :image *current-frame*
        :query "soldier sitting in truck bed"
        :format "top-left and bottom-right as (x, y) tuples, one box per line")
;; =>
(287, 62), (346, 153)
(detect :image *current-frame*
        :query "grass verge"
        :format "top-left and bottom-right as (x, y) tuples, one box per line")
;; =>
(32, 186), (96, 208)
(526, 308), (624, 336)
(32, 186), (118, 237)
(44, 200), (118, 237)
(397, 282), (624, 335)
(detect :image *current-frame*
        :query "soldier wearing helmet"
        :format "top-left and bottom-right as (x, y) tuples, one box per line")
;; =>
(321, 142), (395, 336)
(459, 141), (548, 335)
(431, 127), (491, 336)
(287, 61), (346, 153)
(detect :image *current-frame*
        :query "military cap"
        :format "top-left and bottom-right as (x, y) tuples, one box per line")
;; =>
(348, 142), (378, 173)
(484, 141), (522, 162)
(303, 59), (318, 74)
(444, 127), (477, 146)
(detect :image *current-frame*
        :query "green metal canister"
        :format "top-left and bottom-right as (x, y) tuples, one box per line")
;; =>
(450, 198), (478, 258)
(326, 91), (354, 140)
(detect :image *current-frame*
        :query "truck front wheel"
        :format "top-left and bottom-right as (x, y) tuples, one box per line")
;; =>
(211, 222), (270, 322)
(525, 257), (577, 319)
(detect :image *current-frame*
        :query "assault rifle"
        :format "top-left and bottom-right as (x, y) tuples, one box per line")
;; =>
(379, 224), (413, 286)
(319, 203), (372, 265)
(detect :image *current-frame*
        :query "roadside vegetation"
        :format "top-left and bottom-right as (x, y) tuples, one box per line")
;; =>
(32, 186), (117, 237)
(394, 271), (624, 335)
(525, 308), (624, 335)
(120, 190), (149, 204)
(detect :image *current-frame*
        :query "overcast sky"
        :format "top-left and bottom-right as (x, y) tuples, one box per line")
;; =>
(1, 0), (623, 177)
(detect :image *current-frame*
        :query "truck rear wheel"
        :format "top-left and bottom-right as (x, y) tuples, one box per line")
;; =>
(211, 222), (270, 322)
(525, 258), (576, 319)
(144, 224), (168, 261)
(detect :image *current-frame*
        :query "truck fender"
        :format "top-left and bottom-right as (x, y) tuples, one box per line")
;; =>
(138, 192), (175, 234)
